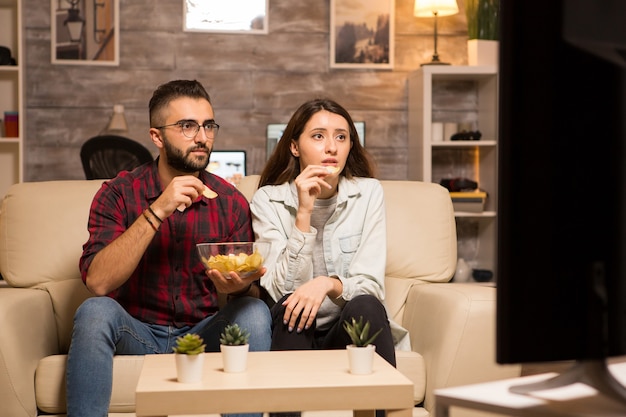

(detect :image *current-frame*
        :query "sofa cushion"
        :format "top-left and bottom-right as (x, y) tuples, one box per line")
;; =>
(0, 180), (104, 288)
(36, 355), (144, 414)
(382, 180), (456, 283)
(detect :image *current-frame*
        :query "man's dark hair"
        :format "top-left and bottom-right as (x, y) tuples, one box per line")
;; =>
(149, 80), (211, 127)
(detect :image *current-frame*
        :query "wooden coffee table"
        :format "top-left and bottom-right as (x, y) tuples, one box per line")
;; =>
(135, 350), (414, 417)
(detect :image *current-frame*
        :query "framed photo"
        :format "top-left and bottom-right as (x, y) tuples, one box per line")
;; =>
(330, 0), (395, 69)
(266, 122), (366, 160)
(51, 0), (119, 65)
(183, 0), (268, 34)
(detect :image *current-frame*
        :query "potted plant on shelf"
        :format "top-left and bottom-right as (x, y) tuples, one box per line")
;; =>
(220, 323), (250, 373)
(343, 316), (382, 375)
(172, 333), (206, 383)
(465, 0), (500, 66)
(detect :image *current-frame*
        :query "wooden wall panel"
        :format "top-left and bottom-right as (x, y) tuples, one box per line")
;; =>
(23, 0), (472, 181)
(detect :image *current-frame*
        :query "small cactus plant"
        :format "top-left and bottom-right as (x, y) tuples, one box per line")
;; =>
(343, 316), (382, 347)
(172, 333), (206, 355)
(219, 324), (250, 346)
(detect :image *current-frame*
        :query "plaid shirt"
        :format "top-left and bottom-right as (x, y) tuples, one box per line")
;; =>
(79, 160), (253, 327)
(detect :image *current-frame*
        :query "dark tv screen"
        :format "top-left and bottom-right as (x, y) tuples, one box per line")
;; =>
(497, 0), (626, 372)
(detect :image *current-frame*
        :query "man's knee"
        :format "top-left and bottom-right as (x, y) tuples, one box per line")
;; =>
(76, 296), (115, 315)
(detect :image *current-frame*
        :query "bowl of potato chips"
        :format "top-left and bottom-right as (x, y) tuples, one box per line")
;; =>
(197, 242), (270, 279)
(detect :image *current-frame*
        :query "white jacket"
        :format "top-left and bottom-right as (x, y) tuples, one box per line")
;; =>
(250, 176), (410, 348)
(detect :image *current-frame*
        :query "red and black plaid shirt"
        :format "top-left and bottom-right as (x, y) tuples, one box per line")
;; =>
(79, 160), (253, 327)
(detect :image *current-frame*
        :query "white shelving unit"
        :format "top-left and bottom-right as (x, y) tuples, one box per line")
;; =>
(0, 0), (23, 199)
(408, 65), (499, 279)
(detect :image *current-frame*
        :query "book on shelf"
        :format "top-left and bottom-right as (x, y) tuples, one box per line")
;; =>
(449, 190), (487, 212)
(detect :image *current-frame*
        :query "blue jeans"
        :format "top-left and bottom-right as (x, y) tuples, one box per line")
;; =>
(66, 296), (271, 417)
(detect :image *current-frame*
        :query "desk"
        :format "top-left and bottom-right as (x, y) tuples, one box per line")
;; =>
(435, 362), (626, 417)
(135, 350), (414, 417)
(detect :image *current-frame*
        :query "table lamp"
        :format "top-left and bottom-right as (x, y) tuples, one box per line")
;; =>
(414, 0), (459, 66)
(100, 104), (128, 135)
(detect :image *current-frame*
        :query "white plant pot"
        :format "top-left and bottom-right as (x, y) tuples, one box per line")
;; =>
(220, 344), (249, 373)
(467, 39), (499, 66)
(175, 353), (205, 383)
(346, 344), (376, 375)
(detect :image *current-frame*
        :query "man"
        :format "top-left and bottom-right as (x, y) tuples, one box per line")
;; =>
(67, 80), (271, 417)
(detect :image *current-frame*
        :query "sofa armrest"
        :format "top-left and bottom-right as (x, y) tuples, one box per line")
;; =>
(402, 283), (521, 411)
(0, 288), (60, 417)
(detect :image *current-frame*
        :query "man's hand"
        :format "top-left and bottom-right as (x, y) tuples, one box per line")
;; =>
(150, 176), (206, 219)
(205, 267), (266, 295)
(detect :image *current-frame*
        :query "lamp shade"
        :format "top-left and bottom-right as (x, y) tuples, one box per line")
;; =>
(414, 0), (459, 17)
(106, 105), (128, 133)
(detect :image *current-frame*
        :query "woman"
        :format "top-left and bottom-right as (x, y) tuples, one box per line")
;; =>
(251, 98), (406, 383)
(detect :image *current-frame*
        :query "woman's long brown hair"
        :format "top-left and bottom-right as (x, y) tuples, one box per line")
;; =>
(259, 98), (377, 187)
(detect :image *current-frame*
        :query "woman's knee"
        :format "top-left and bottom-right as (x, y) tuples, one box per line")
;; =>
(343, 295), (386, 318)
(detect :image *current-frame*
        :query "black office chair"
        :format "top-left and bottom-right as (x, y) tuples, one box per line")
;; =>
(80, 135), (154, 180)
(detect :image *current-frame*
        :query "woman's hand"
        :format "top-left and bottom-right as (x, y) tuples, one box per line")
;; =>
(293, 165), (333, 212)
(281, 276), (336, 333)
(293, 166), (333, 233)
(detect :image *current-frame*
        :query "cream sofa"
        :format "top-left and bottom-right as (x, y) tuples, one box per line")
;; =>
(0, 175), (520, 417)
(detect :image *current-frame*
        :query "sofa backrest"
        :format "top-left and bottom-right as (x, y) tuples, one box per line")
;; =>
(0, 180), (104, 288)
(379, 180), (456, 322)
(0, 176), (456, 345)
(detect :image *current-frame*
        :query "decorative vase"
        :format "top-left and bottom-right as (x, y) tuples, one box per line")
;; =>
(220, 344), (249, 373)
(455, 258), (472, 282)
(346, 344), (375, 375)
(175, 353), (204, 383)
(467, 39), (499, 66)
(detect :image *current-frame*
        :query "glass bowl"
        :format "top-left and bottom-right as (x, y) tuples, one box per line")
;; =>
(196, 241), (270, 279)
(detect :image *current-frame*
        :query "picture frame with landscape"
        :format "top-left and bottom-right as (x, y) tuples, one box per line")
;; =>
(330, 0), (395, 69)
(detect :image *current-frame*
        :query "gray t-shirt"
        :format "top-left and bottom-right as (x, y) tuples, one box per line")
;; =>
(310, 195), (343, 330)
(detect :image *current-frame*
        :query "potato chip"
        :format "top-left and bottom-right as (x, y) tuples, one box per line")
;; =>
(203, 186), (218, 199)
(201, 249), (264, 278)
(326, 166), (340, 174)
(177, 186), (218, 212)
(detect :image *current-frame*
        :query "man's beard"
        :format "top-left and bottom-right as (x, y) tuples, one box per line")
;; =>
(162, 136), (211, 173)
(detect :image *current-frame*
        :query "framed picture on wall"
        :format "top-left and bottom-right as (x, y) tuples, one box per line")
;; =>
(183, 0), (268, 34)
(51, 0), (119, 65)
(330, 0), (395, 69)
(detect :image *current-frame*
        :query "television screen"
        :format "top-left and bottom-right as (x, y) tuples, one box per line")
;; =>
(207, 150), (246, 187)
(497, 0), (626, 400)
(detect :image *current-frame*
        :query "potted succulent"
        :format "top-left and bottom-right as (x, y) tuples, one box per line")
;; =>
(172, 333), (206, 383)
(465, 0), (500, 66)
(343, 316), (382, 375)
(219, 323), (250, 373)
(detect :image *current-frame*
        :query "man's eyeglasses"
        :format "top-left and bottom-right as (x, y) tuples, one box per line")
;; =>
(155, 120), (220, 139)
